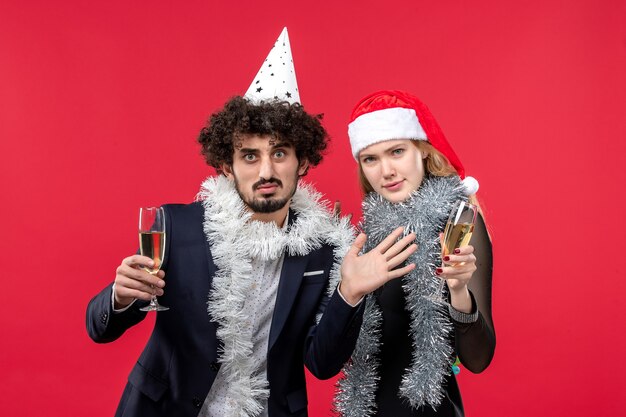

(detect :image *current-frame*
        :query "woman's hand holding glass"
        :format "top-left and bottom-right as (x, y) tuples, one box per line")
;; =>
(434, 200), (478, 311)
(437, 245), (477, 312)
(438, 244), (477, 290)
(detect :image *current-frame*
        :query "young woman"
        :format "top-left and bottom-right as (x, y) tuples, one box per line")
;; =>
(335, 90), (496, 417)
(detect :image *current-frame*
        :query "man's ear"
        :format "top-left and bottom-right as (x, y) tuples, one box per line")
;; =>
(298, 159), (310, 177)
(221, 163), (234, 179)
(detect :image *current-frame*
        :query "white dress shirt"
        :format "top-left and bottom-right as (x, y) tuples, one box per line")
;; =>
(199, 253), (284, 417)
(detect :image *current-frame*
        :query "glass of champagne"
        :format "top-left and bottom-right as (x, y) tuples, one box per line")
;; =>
(435, 200), (478, 302)
(139, 207), (169, 312)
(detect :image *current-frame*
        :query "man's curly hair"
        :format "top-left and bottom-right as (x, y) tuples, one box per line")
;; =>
(198, 96), (328, 173)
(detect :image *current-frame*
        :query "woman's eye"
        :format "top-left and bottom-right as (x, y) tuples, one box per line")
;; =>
(362, 156), (375, 164)
(392, 148), (404, 156)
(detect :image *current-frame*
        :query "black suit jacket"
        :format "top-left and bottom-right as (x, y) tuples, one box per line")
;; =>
(86, 202), (364, 417)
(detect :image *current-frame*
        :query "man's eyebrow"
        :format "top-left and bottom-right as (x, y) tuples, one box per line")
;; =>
(235, 142), (293, 154)
(237, 147), (259, 153)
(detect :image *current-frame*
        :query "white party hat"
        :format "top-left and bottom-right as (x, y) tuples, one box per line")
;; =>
(244, 27), (300, 104)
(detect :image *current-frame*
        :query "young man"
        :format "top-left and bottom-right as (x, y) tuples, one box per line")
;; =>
(86, 29), (416, 417)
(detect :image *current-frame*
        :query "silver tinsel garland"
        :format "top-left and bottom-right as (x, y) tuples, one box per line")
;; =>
(198, 176), (354, 417)
(335, 175), (466, 415)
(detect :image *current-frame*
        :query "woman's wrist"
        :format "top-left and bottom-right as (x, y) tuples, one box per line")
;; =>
(448, 285), (472, 313)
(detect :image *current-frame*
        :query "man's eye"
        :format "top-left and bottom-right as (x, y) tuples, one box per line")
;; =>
(244, 154), (256, 161)
(274, 150), (285, 158)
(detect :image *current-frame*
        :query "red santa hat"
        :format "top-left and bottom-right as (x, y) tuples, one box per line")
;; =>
(348, 90), (479, 195)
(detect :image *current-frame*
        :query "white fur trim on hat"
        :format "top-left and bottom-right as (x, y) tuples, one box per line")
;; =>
(348, 107), (427, 159)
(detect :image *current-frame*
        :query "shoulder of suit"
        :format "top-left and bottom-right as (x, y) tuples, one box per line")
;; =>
(162, 201), (202, 213)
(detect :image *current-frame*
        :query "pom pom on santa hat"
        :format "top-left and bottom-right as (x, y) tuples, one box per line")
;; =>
(347, 90), (479, 195)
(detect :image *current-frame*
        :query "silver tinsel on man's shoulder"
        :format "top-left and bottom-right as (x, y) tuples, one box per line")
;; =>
(335, 175), (466, 415)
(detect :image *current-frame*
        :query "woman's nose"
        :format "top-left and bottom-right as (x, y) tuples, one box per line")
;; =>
(381, 158), (395, 178)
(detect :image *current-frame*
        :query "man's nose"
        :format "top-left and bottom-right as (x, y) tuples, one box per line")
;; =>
(258, 157), (275, 180)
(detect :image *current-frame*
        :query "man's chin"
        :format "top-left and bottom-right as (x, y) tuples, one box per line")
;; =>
(246, 197), (289, 214)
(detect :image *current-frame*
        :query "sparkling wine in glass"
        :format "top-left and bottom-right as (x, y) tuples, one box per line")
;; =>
(139, 207), (169, 312)
(435, 200), (478, 301)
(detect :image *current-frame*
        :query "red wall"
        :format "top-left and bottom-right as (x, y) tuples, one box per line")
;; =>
(1, 1), (625, 415)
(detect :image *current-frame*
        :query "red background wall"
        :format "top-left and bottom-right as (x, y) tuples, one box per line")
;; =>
(1, 1), (625, 416)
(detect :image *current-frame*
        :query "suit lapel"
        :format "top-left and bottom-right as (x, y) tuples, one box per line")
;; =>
(268, 209), (308, 350)
(268, 253), (308, 350)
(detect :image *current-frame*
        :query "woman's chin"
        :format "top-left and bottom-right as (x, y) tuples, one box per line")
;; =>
(380, 191), (411, 204)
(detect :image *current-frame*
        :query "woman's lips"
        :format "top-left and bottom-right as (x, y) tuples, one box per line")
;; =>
(383, 180), (404, 191)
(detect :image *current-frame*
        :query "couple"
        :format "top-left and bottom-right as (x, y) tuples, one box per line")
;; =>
(86, 29), (495, 417)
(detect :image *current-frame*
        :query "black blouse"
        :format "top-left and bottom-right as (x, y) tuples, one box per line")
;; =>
(373, 213), (495, 417)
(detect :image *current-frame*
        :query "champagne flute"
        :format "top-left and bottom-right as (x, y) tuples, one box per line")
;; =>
(434, 200), (478, 302)
(139, 207), (169, 312)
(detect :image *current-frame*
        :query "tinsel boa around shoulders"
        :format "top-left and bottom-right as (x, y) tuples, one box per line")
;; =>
(335, 175), (466, 416)
(195, 175), (354, 417)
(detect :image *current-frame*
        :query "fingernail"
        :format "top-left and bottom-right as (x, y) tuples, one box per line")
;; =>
(436, 268), (443, 275)
(454, 248), (460, 254)
(158, 280), (165, 287)
(443, 256), (450, 262)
